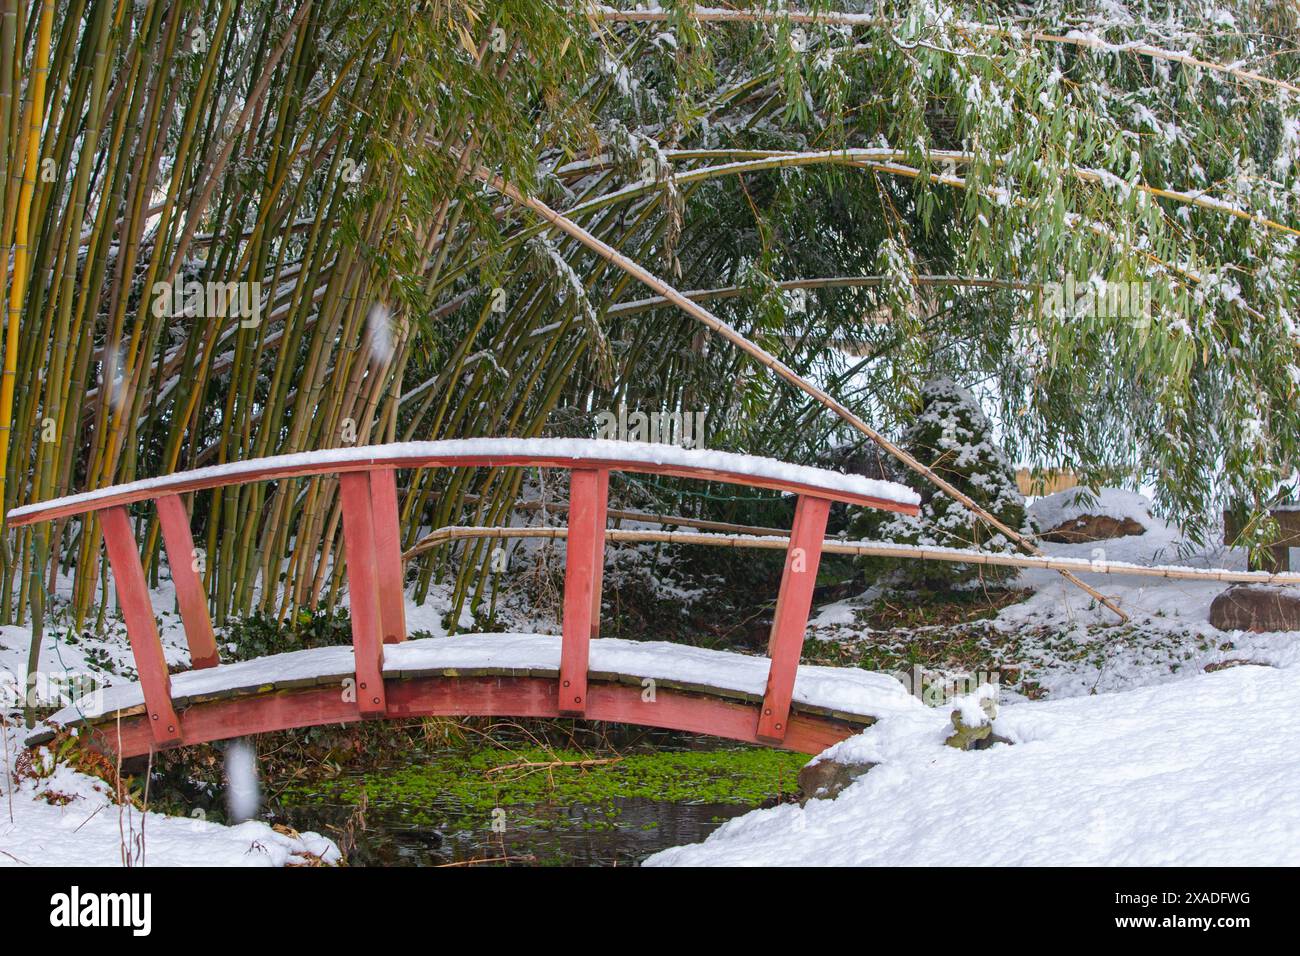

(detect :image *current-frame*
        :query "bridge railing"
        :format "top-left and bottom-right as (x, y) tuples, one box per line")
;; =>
(7, 438), (918, 749)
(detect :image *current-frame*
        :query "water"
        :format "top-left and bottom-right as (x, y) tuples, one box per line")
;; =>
(273, 792), (760, 866)
(270, 740), (806, 866)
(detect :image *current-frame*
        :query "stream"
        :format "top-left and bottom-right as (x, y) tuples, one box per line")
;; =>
(269, 736), (808, 866)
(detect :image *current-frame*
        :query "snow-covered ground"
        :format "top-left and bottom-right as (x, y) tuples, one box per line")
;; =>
(808, 487), (1300, 698)
(0, 724), (339, 867)
(646, 660), (1298, 865)
(0, 569), (348, 868)
(648, 488), (1300, 866)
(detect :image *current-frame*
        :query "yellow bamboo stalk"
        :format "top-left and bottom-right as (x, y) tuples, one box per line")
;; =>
(408, 524), (1300, 588)
(0, 0), (53, 517)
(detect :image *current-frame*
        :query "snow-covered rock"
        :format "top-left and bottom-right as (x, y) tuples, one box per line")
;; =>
(1029, 487), (1154, 541)
(1209, 584), (1300, 633)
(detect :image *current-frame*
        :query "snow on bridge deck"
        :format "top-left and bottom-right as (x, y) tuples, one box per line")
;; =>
(32, 633), (924, 744)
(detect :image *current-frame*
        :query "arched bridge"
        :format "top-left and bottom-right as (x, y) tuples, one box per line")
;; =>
(10, 439), (920, 757)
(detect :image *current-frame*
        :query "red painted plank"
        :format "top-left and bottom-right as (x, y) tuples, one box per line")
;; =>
(83, 685), (360, 757)
(8, 450), (917, 527)
(155, 494), (219, 669)
(339, 472), (387, 718)
(589, 469), (609, 638)
(99, 506), (182, 748)
(87, 677), (858, 758)
(558, 469), (604, 715)
(757, 495), (831, 743)
(370, 468), (407, 644)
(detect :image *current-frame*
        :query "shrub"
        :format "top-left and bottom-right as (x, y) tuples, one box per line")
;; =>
(849, 377), (1034, 591)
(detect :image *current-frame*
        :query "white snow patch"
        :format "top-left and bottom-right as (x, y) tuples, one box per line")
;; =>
(0, 728), (338, 867)
(647, 663), (1300, 866)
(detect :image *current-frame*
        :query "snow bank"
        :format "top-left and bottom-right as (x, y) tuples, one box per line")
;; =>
(0, 742), (339, 867)
(646, 662), (1300, 866)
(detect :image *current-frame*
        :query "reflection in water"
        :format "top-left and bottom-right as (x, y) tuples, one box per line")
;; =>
(275, 793), (757, 866)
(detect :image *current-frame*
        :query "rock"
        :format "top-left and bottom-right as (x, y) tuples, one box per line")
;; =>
(1209, 585), (1300, 633)
(797, 757), (877, 802)
(945, 696), (1010, 750)
(1039, 513), (1145, 543)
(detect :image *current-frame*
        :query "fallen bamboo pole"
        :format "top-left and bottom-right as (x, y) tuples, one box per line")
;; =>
(474, 168), (1131, 622)
(408, 524), (1300, 587)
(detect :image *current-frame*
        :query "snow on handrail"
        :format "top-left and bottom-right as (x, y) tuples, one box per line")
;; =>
(6, 438), (920, 526)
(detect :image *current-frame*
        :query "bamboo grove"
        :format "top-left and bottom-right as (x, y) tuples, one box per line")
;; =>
(3, 0), (1300, 644)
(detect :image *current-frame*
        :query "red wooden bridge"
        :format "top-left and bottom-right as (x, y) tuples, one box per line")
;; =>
(10, 439), (920, 757)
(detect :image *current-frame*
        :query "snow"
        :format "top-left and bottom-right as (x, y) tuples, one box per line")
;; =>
(0, 729), (338, 867)
(224, 740), (260, 823)
(8, 438), (918, 523)
(37, 633), (926, 732)
(645, 485), (1300, 866)
(1028, 486), (1154, 535)
(646, 662), (1300, 866)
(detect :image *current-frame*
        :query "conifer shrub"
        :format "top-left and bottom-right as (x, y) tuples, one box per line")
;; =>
(849, 378), (1035, 591)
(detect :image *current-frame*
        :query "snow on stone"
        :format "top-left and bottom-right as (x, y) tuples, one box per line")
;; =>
(1027, 486), (1154, 534)
(646, 662), (1300, 866)
(8, 438), (919, 523)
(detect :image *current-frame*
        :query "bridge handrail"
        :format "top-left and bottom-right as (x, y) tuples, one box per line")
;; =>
(5, 437), (918, 527)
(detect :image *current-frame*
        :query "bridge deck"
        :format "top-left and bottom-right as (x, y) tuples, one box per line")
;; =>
(31, 634), (922, 746)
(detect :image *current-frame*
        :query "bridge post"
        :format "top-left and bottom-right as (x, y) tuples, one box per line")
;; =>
(589, 469), (609, 638)
(559, 468), (608, 715)
(757, 494), (831, 743)
(99, 506), (183, 748)
(370, 468), (407, 644)
(155, 494), (220, 669)
(339, 472), (388, 718)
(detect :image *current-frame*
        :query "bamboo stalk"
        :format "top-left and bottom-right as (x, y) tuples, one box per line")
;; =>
(409, 524), (1300, 589)
(607, 275), (1033, 318)
(405, 501), (786, 558)
(0, 0), (52, 517)
(474, 167), (1131, 622)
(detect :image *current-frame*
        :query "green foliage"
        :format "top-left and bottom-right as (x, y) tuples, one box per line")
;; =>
(279, 745), (806, 832)
(851, 377), (1033, 590)
(224, 607), (354, 661)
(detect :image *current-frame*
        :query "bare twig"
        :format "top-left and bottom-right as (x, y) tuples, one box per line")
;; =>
(485, 757), (622, 775)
